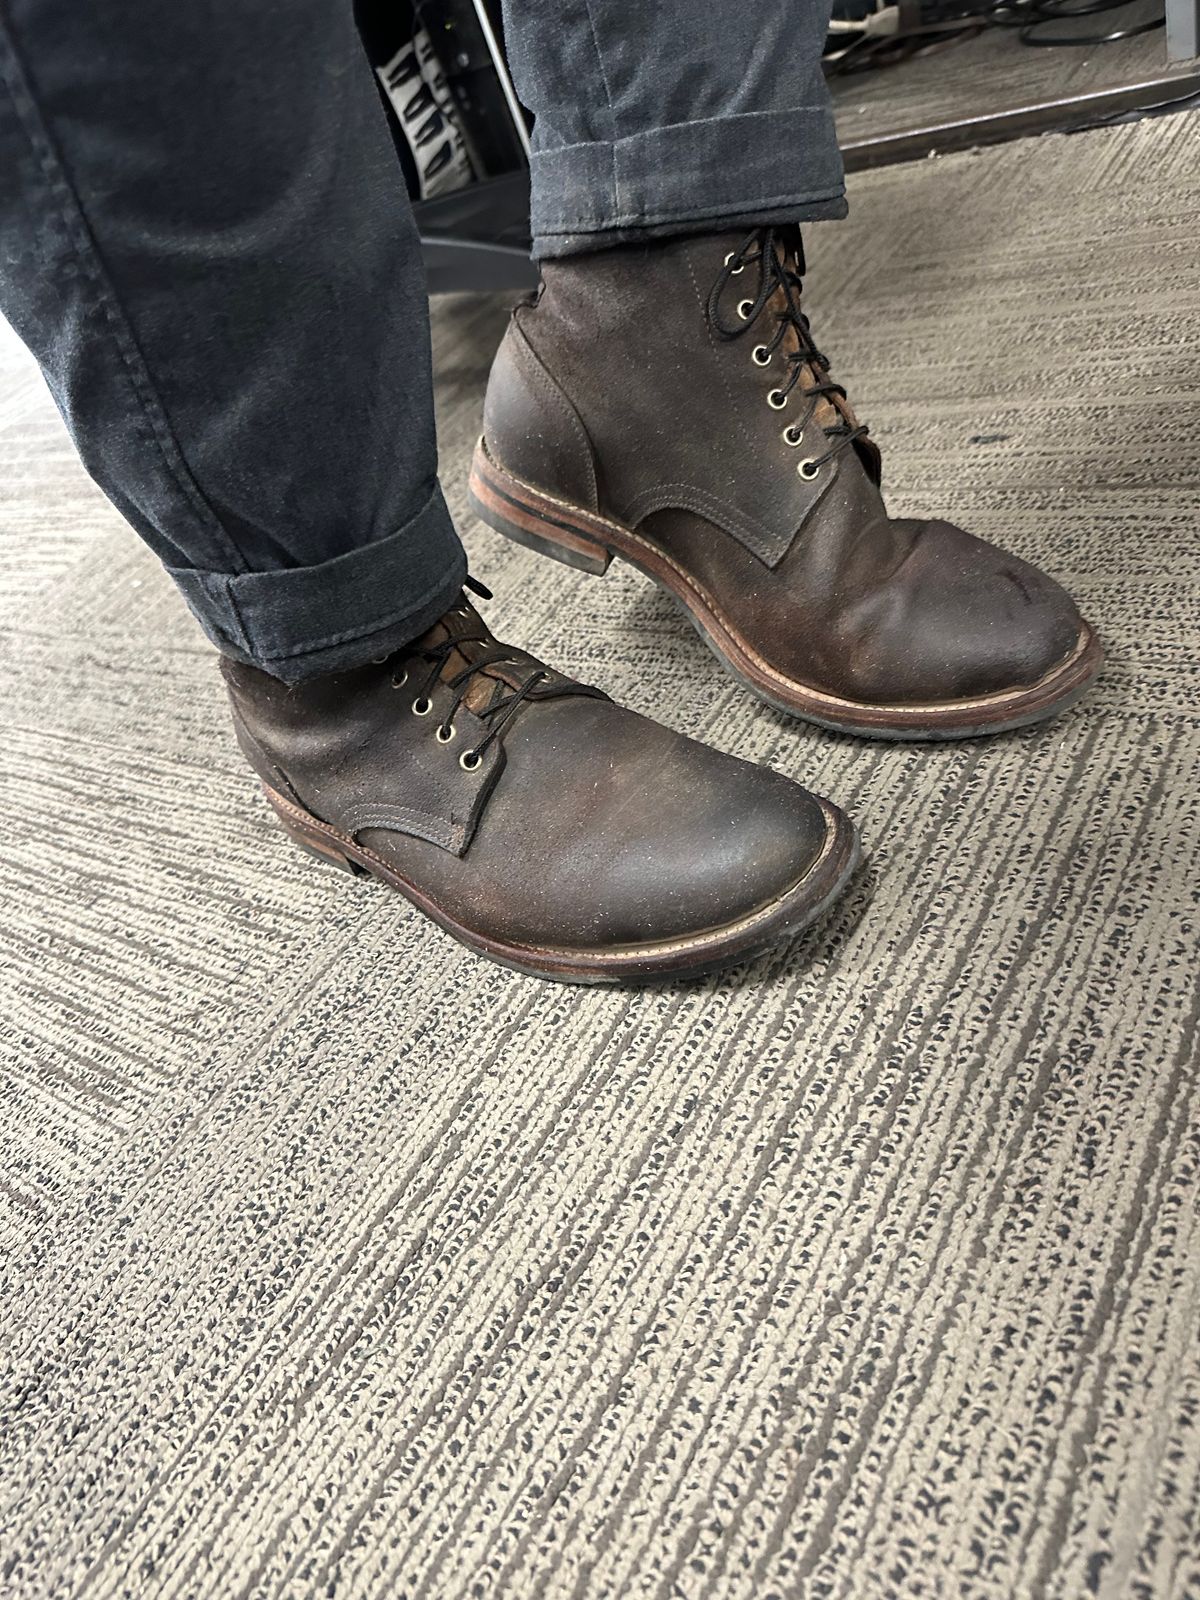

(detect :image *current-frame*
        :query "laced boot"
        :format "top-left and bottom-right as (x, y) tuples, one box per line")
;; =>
(470, 227), (1102, 738)
(223, 582), (860, 983)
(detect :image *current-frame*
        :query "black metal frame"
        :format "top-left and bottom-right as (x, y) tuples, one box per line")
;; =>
(415, 170), (536, 295)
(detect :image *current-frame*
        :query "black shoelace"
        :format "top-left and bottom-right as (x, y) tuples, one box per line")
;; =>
(707, 228), (868, 474)
(393, 578), (546, 772)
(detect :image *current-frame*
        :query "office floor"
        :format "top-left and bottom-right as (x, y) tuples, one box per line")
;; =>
(2, 112), (1198, 1599)
(829, 3), (1200, 163)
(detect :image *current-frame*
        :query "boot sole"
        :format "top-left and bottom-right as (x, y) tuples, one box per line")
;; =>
(263, 782), (861, 986)
(468, 437), (1104, 741)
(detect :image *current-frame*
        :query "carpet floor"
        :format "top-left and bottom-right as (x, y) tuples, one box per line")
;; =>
(2, 112), (1198, 1600)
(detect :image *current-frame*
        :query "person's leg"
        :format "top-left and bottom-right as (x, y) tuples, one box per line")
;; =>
(500, 0), (846, 259)
(476, 0), (1102, 737)
(0, 0), (859, 979)
(0, 0), (463, 682)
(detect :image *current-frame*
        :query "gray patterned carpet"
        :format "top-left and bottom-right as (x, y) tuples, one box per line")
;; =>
(2, 113), (1199, 1599)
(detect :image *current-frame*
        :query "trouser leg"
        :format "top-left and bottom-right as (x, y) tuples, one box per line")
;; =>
(0, 0), (464, 682)
(499, 0), (845, 259)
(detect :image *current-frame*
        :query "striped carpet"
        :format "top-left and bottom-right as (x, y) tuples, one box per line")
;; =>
(2, 112), (1198, 1599)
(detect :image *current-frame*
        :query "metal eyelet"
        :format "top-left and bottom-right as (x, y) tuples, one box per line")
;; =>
(724, 252), (745, 275)
(412, 696), (432, 716)
(391, 667), (408, 688)
(782, 425), (803, 447)
(435, 723), (456, 744)
(798, 459), (821, 481)
(752, 346), (771, 367)
(460, 750), (482, 772)
(767, 389), (787, 411)
(737, 299), (754, 320)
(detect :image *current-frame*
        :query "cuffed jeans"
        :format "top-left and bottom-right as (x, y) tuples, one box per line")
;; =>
(0, 0), (842, 682)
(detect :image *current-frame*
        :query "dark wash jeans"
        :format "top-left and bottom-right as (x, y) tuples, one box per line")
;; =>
(0, 0), (842, 682)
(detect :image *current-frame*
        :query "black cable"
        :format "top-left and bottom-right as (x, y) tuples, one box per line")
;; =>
(824, 0), (1164, 69)
(987, 0), (1165, 46)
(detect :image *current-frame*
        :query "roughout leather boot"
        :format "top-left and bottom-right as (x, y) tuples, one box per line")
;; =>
(223, 586), (859, 984)
(470, 228), (1102, 739)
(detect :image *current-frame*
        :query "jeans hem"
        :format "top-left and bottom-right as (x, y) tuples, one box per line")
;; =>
(528, 107), (847, 256)
(167, 481), (467, 683)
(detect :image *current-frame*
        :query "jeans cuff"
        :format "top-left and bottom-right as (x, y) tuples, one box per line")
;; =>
(167, 481), (467, 683)
(530, 107), (847, 258)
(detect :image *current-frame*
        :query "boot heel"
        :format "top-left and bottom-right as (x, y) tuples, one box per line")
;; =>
(469, 437), (612, 576)
(262, 786), (365, 876)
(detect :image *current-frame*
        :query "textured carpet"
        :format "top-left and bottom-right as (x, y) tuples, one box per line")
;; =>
(2, 113), (1199, 1600)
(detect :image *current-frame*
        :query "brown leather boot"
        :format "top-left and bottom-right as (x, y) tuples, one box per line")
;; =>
(470, 228), (1102, 739)
(223, 586), (859, 983)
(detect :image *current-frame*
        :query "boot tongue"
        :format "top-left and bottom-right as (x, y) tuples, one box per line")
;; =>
(768, 239), (845, 437)
(410, 597), (599, 716)
(709, 228), (862, 443)
(753, 232), (878, 479)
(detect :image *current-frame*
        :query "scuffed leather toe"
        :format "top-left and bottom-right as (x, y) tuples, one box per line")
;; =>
(833, 519), (1086, 705)
(457, 697), (834, 949)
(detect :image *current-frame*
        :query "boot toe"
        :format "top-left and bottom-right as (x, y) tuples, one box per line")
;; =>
(476, 700), (841, 951)
(845, 519), (1086, 705)
(582, 749), (837, 947)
